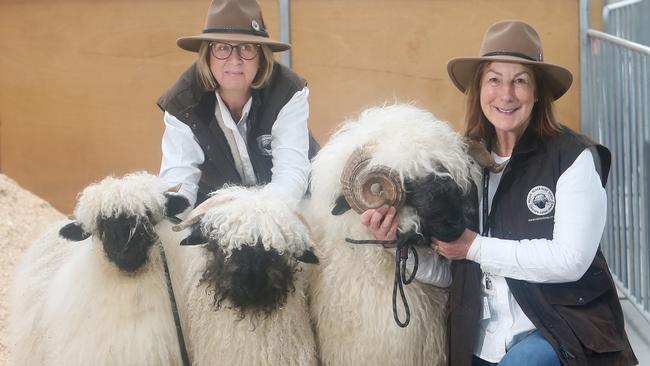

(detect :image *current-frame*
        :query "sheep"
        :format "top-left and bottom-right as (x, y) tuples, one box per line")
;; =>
(8, 172), (190, 366)
(161, 185), (320, 366)
(304, 104), (479, 366)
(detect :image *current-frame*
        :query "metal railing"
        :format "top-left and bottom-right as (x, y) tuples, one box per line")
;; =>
(603, 0), (650, 46)
(582, 28), (650, 321)
(278, 0), (292, 68)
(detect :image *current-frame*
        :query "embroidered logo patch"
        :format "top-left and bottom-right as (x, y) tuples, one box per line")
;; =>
(257, 135), (273, 156)
(526, 186), (555, 216)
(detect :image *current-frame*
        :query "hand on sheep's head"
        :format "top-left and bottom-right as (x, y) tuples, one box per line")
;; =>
(431, 228), (478, 261)
(174, 186), (319, 319)
(172, 194), (234, 232)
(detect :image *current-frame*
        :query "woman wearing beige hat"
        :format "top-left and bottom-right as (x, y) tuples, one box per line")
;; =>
(157, 0), (317, 208)
(437, 20), (637, 366)
(365, 20), (637, 366)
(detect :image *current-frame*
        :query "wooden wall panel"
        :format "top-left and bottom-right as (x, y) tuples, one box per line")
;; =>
(291, 0), (580, 141)
(0, 0), (580, 213)
(0, 0), (279, 213)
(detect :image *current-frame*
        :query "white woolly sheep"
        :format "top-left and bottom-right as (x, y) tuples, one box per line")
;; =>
(9, 172), (190, 366)
(161, 185), (320, 366)
(304, 104), (480, 366)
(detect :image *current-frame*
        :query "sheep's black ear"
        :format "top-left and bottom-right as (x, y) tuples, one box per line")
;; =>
(403, 178), (414, 193)
(59, 222), (91, 241)
(164, 192), (190, 218)
(180, 224), (209, 246)
(331, 195), (351, 215)
(296, 249), (319, 264)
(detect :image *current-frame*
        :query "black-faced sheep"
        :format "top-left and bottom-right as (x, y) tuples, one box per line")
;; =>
(9, 172), (190, 366)
(162, 186), (320, 366)
(304, 104), (479, 366)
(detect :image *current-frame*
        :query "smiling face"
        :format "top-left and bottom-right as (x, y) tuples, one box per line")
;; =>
(480, 62), (536, 141)
(209, 42), (260, 95)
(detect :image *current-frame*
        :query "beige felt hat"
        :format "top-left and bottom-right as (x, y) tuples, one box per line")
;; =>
(447, 20), (573, 100)
(177, 0), (290, 53)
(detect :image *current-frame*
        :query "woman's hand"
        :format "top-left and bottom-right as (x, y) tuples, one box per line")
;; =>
(360, 205), (399, 247)
(431, 228), (477, 260)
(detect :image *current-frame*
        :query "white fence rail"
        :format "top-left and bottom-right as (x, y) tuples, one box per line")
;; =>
(603, 0), (650, 46)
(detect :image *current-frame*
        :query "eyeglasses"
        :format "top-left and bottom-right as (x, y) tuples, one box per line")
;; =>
(209, 42), (259, 60)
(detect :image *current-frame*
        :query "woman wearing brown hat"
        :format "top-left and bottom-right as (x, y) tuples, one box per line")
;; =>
(363, 19), (637, 366)
(157, 0), (317, 208)
(432, 20), (637, 366)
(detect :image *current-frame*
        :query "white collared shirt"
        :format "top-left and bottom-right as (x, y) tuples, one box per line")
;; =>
(466, 149), (607, 362)
(214, 92), (257, 186)
(159, 87), (311, 207)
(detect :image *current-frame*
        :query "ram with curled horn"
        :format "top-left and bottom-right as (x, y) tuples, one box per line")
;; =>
(303, 104), (480, 366)
(334, 143), (476, 244)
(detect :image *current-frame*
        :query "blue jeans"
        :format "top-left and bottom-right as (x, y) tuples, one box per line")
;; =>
(472, 331), (561, 366)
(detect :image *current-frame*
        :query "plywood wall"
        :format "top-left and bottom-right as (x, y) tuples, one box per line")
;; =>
(0, 0), (581, 214)
(292, 0), (581, 139)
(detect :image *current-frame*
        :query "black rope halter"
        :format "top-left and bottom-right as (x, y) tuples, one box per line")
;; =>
(157, 236), (191, 366)
(345, 230), (420, 327)
(84, 218), (190, 365)
(145, 218), (190, 366)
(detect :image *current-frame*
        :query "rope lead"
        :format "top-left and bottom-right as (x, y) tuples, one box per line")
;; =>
(346, 231), (420, 327)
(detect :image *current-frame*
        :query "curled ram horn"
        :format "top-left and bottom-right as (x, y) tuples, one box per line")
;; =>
(172, 194), (233, 232)
(340, 144), (405, 214)
(465, 138), (509, 173)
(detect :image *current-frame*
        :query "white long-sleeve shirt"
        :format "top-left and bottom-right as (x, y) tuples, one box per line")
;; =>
(159, 87), (311, 207)
(467, 148), (607, 362)
(387, 246), (452, 288)
(408, 246), (452, 287)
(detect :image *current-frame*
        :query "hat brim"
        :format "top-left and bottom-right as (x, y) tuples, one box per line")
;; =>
(177, 33), (291, 53)
(447, 55), (573, 100)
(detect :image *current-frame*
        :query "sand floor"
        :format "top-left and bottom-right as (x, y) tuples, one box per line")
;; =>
(0, 174), (66, 366)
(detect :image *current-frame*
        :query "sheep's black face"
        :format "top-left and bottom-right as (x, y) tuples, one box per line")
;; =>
(405, 174), (477, 243)
(200, 240), (297, 318)
(58, 190), (189, 273)
(97, 213), (157, 273)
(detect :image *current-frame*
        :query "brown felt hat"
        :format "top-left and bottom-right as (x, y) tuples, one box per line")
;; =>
(447, 20), (573, 100)
(177, 0), (290, 53)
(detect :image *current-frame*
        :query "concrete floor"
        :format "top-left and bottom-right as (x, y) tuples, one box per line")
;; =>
(621, 296), (650, 365)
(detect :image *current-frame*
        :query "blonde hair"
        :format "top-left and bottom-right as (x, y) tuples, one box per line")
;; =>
(196, 41), (275, 91)
(464, 62), (561, 148)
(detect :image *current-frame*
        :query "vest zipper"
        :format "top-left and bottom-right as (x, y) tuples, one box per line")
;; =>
(558, 343), (576, 360)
